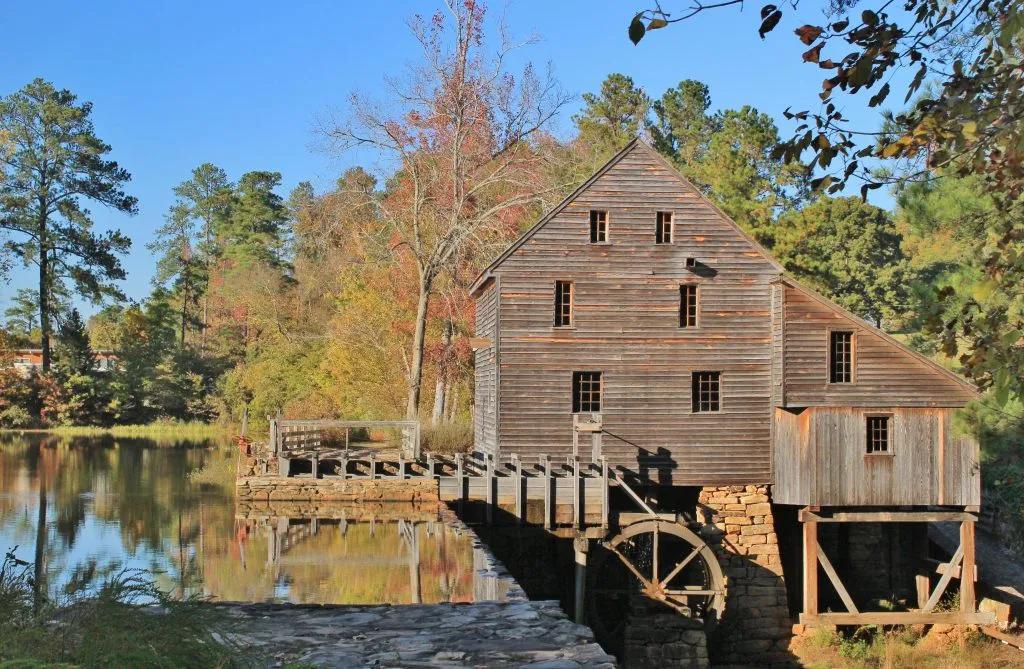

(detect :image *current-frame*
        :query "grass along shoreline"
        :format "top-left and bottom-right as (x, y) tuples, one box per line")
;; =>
(1, 421), (236, 439)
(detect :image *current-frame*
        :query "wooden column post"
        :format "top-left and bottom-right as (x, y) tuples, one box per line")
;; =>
(960, 518), (976, 614)
(574, 536), (589, 625)
(914, 523), (931, 609)
(542, 454), (552, 530)
(803, 512), (819, 618)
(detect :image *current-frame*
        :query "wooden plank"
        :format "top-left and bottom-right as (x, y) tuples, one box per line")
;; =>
(801, 611), (995, 626)
(803, 517), (818, 617)
(799, 509), (977, 523)
(543, 454), (552, 530)
(961, 519), (976, 614)
(816, 543), (858, 613)
(924, 543), (964, 613)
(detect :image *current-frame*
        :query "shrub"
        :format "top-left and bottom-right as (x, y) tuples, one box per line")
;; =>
(421, 422), (474, 455)
(0, 551), (249, 668)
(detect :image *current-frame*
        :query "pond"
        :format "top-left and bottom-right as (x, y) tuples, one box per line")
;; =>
(0, 433), (505, 605)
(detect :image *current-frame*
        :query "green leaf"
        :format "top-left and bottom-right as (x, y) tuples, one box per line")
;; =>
(629, 14), (646, 45)
(861, 10), (878, 25)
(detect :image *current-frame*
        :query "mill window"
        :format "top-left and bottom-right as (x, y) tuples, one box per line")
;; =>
(829, 331), (854, 383)
(656, 211), (673, 244)
(691, 371), (721, 412)
(680, 285), (698, 328)
(866, 415), (890, 454)
(572, 371), (602, 413)
(554, 281), (573, 327)
(589, 210), (608, 243)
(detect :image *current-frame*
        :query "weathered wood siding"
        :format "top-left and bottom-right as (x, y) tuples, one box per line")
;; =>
(782, 284), (977, 407)
(473, 279), (498, 457)
(489, 142), (779, 484)
(772, 407), (980, 506)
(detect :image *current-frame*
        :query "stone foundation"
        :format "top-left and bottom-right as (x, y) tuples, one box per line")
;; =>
(698, 485), (794, 667)
(236, 475), (439, 503)
(622, 600), (708, 669)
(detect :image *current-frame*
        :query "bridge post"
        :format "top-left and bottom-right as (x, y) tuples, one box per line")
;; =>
(573, 535), (589, 625)
(542, 454), (552, 530)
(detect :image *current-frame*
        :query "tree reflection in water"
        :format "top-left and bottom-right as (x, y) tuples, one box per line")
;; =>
(0, 433), (483, 604)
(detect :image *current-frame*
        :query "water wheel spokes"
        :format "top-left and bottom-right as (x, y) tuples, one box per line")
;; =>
(586, 518), (726, 656)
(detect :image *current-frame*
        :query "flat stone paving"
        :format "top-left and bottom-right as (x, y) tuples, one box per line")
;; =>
(221, 601), (618, 668)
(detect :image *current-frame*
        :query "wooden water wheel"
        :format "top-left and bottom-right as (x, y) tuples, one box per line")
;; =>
(586, 517), (726, 654)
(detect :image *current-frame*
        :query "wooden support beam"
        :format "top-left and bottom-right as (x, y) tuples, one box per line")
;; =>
(817, 544), (858, 613)
(600, 457), (609, 531)
(572, 455), (581, 530)
(513, 454), (523, 526)
(801, 611), (995, 626)
(799, 509), (978, 523)
(803, 517), (818, 617)
(456, 454), (465, 517)
(542, 455), (552, 530)
(914, 524), (931, 609)
(924, 544), (964, 613)
(486, 454), (495, 526)
(961, 519), (977, 615)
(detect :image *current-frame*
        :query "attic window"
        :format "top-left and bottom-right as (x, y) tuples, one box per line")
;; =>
(554, 280), (573, 327)
(691, 371), (721, 412)
(656, 212), (673, 244)
(590, 210), (608, 243)
(866, 415), (890, 454)
(829, 331), (854, 383)
(572, 371), (602, 413)
(680, 285), (698, 328)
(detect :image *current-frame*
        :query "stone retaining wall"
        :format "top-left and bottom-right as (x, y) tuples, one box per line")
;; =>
(236, 475), (439, 504)
(698, 485), (794, 667)
(622, 600), (708, 669)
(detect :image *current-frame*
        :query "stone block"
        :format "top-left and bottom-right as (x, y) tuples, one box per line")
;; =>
(747, 502), (772, 516)
(740, 524), (773, 536)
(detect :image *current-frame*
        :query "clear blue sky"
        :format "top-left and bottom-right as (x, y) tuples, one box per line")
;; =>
(0, 1), (892, 313)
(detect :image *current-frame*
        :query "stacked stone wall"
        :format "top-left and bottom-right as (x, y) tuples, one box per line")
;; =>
(698, 485), (794, 667)
(622, 600), (708, 669)
(236, 476), (439, 504)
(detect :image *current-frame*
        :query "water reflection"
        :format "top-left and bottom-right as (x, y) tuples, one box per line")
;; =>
(0, 433), (500, 604)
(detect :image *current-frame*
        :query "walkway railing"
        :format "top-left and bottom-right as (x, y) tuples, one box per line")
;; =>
(270, 419), (421, 460)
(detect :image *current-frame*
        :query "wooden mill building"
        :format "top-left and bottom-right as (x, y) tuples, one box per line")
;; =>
(470, 138), (989, 635)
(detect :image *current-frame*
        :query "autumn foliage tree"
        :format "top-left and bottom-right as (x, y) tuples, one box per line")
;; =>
(323, 0), (570, 419)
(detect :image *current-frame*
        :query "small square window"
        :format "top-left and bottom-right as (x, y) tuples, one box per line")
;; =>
(692, 371), (721, 412)
(656, 212), (673, 244)
(572, 371), (602, 413)
(866, 415), (890, 454)
(590, 210), (608, 243)
(680, 285), (698, 328)
(829, 331), (854, 383)
(554, 281), (573, 327)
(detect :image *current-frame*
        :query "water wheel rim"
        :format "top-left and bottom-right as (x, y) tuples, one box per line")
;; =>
(602, 518), (726, 625)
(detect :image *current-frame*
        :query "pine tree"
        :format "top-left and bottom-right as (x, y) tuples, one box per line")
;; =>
(0, 79), (137, 372)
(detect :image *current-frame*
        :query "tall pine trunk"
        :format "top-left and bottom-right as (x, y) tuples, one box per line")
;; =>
(38, 214), (51, 373)
(406, 275), (432, 421)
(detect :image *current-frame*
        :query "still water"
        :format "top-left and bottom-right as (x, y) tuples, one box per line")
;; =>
(0, 433), (490, 604)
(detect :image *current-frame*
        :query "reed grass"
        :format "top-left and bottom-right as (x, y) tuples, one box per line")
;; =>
(4, 421), (234, 439)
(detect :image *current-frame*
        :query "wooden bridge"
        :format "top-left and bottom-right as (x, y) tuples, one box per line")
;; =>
(264, 418), (662, 535)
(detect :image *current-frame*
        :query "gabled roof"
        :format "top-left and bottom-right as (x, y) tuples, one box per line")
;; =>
(471, 137), (980, 397)
(774, 276), (981, 397)
(470, 138), (783, 295)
